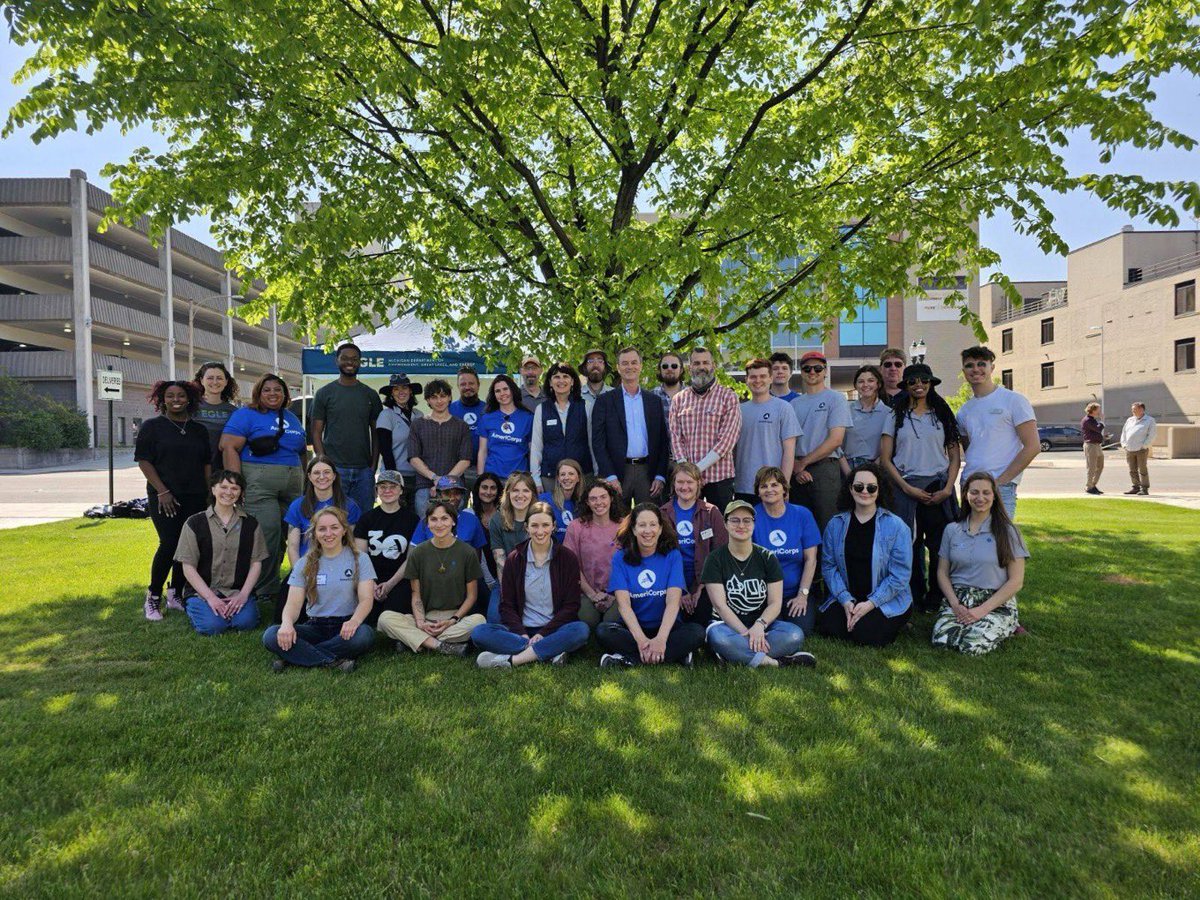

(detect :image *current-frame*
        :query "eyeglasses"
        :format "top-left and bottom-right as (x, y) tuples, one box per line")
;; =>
(851, 482), (879, 494)
(660, 362), (680, 369)
(905, 377), (932, 386)
(727, 517), (755, 526)
(881, 360), (904, 368)
(800, 365), (825, 373)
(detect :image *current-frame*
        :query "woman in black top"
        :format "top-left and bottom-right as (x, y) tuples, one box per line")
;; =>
(135, 380), (212, 621)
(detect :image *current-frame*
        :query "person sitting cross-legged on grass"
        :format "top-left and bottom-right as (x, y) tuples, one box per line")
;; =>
(817, 462), (913, 648)
(931, 471), (1029, 656)
(378, 500), (485, 656)
(174, 469), (268, 636)
(702, 500), (814, 668)
(263, 506), (376, 673)
(595, 503), (706, 667)
(472, 502), (590, 668)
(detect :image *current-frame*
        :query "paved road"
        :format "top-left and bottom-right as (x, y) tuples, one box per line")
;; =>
(0, 448), (1196, 529)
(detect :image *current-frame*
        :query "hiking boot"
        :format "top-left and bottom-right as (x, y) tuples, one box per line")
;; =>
(780, 651), (818, 668)
(476, 651), (513, 669)
(165, 587), (185, 612)
(599, 653), (633, 668)
(143, 591), (164, 622)
(436, 640), (468, 657)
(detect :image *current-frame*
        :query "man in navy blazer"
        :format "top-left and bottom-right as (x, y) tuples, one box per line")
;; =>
(591, 346), (670, 505)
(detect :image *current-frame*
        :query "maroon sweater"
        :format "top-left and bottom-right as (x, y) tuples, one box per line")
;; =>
(1081, 415), (1104, 444)
(660, 498), (729, 592)
(499, 540), (582, 636)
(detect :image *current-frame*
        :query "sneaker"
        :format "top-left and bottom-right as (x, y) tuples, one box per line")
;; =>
(476, 651), (513, 669)
(1085, 487), (1102, 495)
(165, 587), (185, 612)
(270, 658), (288, 674)
(1139, 488), (1150, 495)
(143, 591), (164, 622)
(549, 652), (569, 666)
(436, 640), (468, 657)
(682, 652), (695, 667)
(780, 651), (817, 668)
(599, 653), (633, 668)
(394, 640), (411, 654)
(331, 659), (357, 673)
(1124, 487), (1141, 495)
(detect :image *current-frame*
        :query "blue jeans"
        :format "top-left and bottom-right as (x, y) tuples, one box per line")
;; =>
(336, 466), (376, 517)
(486, 584), (502, 624)
(186, 595), (259, 635)
(471, 621), (590, 661)
(998, 482), (1018, 519)
(263, 615), (375, 667)
(781, 599), (816, 636)
(415, 488), (432, 518)
(707, 620), (805, 667)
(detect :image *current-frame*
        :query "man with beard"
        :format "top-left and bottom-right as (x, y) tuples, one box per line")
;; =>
(449, 365), (485, 489)
(312, 342), (383, 514)
(651, 351), (686, 415)
(519, 355), (545, 413)
(668, 346), (742, 511)
(579, 348), (614, 472)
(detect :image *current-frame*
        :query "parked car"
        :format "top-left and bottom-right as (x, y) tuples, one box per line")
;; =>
(1037, 424), (1116, 452)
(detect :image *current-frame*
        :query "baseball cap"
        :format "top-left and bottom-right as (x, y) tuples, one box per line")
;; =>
(434, 475), (466, 492)
(376, 470), (405, 486)
(520, 355), (542, 369)
(723, 499), (756, 519)
(799, 350), (827, 365)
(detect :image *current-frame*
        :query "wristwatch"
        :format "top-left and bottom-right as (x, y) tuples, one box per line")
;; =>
(799, 587), (810, 596)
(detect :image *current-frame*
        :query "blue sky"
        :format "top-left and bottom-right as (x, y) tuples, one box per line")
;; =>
(2, 42), (1197, 282)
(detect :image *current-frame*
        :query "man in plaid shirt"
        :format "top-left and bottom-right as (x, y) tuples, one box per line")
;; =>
(668, 346), (742, 511)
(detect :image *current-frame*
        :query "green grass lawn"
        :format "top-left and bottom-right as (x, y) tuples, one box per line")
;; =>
(1, 500), (1197, 897)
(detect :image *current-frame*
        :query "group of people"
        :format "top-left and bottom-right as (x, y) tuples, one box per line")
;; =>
(1081, 400), (1159, 496)
(134, 341), (1042, 671)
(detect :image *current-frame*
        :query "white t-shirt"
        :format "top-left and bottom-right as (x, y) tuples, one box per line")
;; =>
(956, 387), (1036, 484)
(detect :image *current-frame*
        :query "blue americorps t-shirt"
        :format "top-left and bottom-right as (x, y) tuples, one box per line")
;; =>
(538, 492), (576, 541)
(411, 507), (489, 550)
(672, 501), (697, 588)
(284, 496), (363, 557)
(607, 548), (686, 629)
(478, 408), (533, 478)
(752, 503), (821, 597)
(223, 406), (307, 466)
(449, 397), (485, 458)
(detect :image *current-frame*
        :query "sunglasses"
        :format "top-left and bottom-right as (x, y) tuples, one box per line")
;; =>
(660, 362), (680, 369)
(881, 360), (904, 368)
(851, 482), (879, 494)
(905, 377), (932, 386)
(800, 365), (826, 373)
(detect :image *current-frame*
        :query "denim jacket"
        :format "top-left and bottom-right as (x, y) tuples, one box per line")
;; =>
(819, 509), (913, 618)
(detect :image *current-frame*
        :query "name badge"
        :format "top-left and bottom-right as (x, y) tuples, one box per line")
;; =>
(546, 419), (558, 426)
(315, 574), (328, 586)
(700, 528), (714, 540)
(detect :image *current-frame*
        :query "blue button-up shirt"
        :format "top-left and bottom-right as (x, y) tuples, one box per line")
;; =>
(622, 386), (649, 458)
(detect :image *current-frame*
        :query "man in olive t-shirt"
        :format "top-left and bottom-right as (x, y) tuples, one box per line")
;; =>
(312, 343), (383, 515)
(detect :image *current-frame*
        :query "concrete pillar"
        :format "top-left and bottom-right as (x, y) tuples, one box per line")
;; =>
(68, 169), (96, 446)
(159, 227), (175, 378)
(223, 270), (235, 374)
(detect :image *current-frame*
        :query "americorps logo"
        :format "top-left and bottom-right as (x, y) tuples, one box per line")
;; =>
(769, 529), (787, 547)
(463, 412), (478, 426)
(637, 569), (657, 589)
(561, 510), (574, 524)
(676, 520), (693, 537)
(500, 420), (515, 435)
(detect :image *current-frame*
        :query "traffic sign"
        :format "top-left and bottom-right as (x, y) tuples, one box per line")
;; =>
(97, 369), (124, 402)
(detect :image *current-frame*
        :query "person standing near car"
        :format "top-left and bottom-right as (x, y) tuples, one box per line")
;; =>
(1082, 402), (1106, 495)
(312, 342), (383, 515)
(1120, 402), (1157, 496)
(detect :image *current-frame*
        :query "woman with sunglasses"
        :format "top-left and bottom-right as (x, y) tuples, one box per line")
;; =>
(476, 374), (534, 479)
(529, 362), (592, 493)
(932, 471), (1029, 655)
(818, 462), (913, 647)
(879, 363), (961, 612)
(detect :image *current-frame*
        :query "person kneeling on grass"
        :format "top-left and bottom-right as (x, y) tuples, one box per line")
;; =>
(595, 503), (706, 667)
(817, 462), (913, 648)
(378, 500), (486, 656)
(702, 500), (814, 668)
(472, 502), (590, 668)
(174, 469), (269, 635)
(263, 506), (376, 673)
(931, 471), (1029, 656)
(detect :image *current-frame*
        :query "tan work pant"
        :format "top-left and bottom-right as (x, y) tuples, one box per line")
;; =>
(378, 608), (486, 652)
(1084, 442), (1105, 490)
(1126, 449), (1150, 491)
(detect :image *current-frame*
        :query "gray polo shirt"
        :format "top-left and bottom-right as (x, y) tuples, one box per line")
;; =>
(844, 400), (887, 462)
(287, 548), (376, 617)
(789, 389), (853, 458)
(735, 397), (802, 493)
(523, 542), (554, 628)
(938, 520), (1029, 590)
(883, 410), (951, 478)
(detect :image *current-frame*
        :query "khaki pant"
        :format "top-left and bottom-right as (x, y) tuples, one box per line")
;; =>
(241, 462), (303, 597)
(378, 608), (486, 652)
(1084, 442), (1105, 489)
(1126, 449), (1150, 491)
(578, 595), (623, 629)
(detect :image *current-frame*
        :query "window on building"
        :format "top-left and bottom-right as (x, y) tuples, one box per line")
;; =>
(1001, 369), (1013, 390)
(1175, 280), (1196, 316)
(1040, 318), (1054, 345)
(1001, 329), (1013, 353)
(1127, 267), (1143, 284)
(838, 288), (888, 347)
(1176, 338), (1196, 373)
(1040, 362), (1055, 388)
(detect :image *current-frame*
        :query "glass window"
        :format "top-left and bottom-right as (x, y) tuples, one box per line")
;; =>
(1176, 338), (1196, 373)
(1001, 329), (1013, 353)
(1175, 280), (1196, 316)
(1001, 369), (1013, 390)
(839, 287), (888, 347)
(1040, 362), (1055, 388)
(1040, 318), (1054, 345)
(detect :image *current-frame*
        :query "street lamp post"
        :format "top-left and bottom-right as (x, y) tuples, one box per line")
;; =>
(1088, 325), (1105, 410)
(909, 338), (927, 364)
(188, 292), (244, 377)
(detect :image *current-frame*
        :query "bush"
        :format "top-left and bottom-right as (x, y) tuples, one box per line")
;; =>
(50, 405), (91, 449)
(4, 411), (62, 452)
(0, 373), (91, 450)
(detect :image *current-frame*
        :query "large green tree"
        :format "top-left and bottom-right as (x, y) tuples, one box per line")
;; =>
(5, 0), (1199, 364)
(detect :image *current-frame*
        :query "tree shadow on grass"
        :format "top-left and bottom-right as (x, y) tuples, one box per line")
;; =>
(1, 525), (1198, 896)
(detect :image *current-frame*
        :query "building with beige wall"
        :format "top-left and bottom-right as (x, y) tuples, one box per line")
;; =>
(981, 228), (1199, 425)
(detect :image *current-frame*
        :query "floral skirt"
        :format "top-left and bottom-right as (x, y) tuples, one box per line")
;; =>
(930, 584), (1019, 656)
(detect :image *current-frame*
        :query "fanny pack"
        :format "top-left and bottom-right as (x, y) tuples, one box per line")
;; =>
(247, 409), (286, 457)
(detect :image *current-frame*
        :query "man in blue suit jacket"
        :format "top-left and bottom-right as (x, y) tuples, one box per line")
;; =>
(591, 347), (670, 505)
